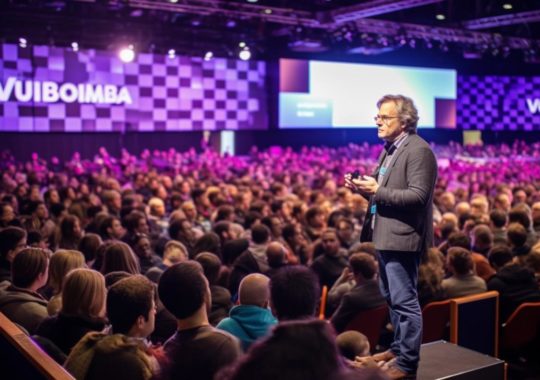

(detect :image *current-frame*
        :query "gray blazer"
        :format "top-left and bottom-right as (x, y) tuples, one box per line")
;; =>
(361, 134), (438, 252)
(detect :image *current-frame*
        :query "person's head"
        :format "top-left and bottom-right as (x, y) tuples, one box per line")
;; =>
(470, 196), (489, 218)
(169, 218), (195, 244)
(251, 224), (271, 245)
(148, 197), (166, 218)
(526, 244), (540, 273)
(101, 241), (140, 275)
(212, 220), (233, 243)
(336, 218), (354, 245)
(61, 268), (106, 318)
(0, 202), (15, 225)
(216, 319), (341, 380)
(494, 193), (512, 212)
(59, 214), (83, 242)
(163, 240), (189, 265)
(0, 226), (27, 263)
(305, 206), (325, 228)
(321, 229), (341, 256)
(507, 222), (528, 248)
(48, 249), (86, 294)
(181, 201), (197, 221)
(438, 192), (456, 213)
(158, 261), (210, 320)
(490, 209), (507, 229)
(130, 233), (153, 260)
(11, 247), (49, 290)
(447, 231), (471, 250)
(78, 233), (102, 265)
(470, 224), (493, 252)
(123, 211), (149, 235)
(270, 266), (320, 320)
(194, 251), (222, 285)
(488, 245), (513, 271)
(193, 232), (221, 257)
(107, 275), (156, 338)
(261, 216), (283, 239)
(99, 216), (125, 240)
(239, 273), (271, 308)
(336, 331), (370, 360)
(102, 190), (122, 212)
(446, 247), (474, 276)
(27, 201), (49, 220)
(215, 205), (236, 223)
(266, 241), (288, 268)
(349, 253), (378, 281)
(375, 94), (419, 140)
(508, 204), (532, 230)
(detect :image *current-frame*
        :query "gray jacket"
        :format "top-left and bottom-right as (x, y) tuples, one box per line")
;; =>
(361, 134), (438, 252)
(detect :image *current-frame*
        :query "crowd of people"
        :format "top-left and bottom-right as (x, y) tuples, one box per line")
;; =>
(0, 139), (540, 380)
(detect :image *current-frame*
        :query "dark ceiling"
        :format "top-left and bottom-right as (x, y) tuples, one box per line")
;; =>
(1, 0), (540, 60)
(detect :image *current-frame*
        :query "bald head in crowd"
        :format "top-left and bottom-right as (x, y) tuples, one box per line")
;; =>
(266, 241), (287, 268)
(239, 273), (271, 308)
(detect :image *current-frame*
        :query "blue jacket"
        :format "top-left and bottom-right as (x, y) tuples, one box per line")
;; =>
(216, 305), (277, 350)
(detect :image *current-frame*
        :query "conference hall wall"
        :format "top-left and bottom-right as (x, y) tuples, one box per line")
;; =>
(1, 43), (539, 159)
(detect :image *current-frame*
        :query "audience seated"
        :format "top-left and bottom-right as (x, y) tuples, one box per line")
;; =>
(216, 319), (344, 380)
(158, 261), (241, 380)
(0, 247), (49, 333)
(36, 268), (107, 354)
(0, 227), (27, 282)
(270, 265), (320, 321)
(2, 141), (540, 377)
(336, 330), (371, 360)
(64, 275), (162, 380)
(217, 273), (277, 350)
(442, 247), (487, 298)
(194, 252), (233, 326)
(487, 244), (540, 322)
(311, 228), (349, 289)
(46, 249), (86, 315)
(331, 253), (386, 333)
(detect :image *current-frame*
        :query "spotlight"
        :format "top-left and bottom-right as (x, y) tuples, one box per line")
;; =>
(71, 42), (79, 51)
(239, 41), (246, 48)
(436, 14), (446, 20)
(119, 45), (135, 63)
(239, 48), (251, 61)
(264, 9), (272, 14)
(19, 37), (27, 48)
(168, 49), (176, 59)
(169, 0), (178, 3)
(503, 3), (513, 10)
(247, 0), (258, 2)
(204, 51), (213, 61)
(226, 20), (236, 28)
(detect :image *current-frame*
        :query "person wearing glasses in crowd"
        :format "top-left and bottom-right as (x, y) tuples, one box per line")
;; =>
(345, 95), (437, 380)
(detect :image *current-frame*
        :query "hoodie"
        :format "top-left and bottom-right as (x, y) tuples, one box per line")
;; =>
(487, 264), (540, 322)
(216, 305), (277, 350)
(0, 280), (48, 334)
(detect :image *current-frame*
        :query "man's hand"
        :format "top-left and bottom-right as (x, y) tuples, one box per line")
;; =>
(345, 173), (379, 196)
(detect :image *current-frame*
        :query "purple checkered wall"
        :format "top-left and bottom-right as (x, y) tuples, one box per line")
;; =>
(0, 44), (267, 132)
(458, 75), (540, 130)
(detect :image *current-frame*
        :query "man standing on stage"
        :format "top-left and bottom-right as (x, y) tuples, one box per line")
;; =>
(345, 94), (437, 379)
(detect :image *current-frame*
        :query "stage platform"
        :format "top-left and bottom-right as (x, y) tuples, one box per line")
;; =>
(417, 340), (505, 380)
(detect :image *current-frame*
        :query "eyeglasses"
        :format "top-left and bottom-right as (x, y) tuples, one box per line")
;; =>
(374, 115), (399, 123)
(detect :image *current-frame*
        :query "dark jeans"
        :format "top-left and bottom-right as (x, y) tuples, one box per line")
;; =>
(377, 250), (422, 373)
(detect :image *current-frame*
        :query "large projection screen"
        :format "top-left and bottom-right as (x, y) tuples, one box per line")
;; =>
(279, 58), (457, 129)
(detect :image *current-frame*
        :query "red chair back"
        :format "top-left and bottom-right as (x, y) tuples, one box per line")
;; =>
(501, 302), (540, 351)
(422, 299), (451, 343)
(344, 305), (389, 349)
